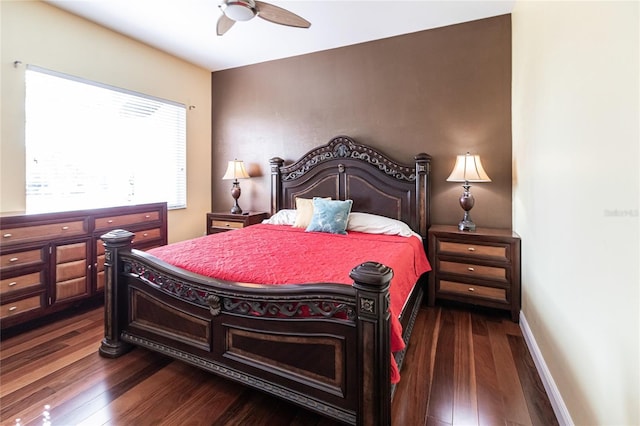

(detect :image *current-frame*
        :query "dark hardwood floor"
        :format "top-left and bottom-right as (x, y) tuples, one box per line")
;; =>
(0, 304), (557, 425)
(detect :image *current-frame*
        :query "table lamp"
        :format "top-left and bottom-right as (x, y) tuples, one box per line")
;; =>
(446, 152), (491, 231)
(222, 159), (250, 214)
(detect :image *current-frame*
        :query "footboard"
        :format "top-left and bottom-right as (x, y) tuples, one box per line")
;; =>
(99, 229), (394, 425)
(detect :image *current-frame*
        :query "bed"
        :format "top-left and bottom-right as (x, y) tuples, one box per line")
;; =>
(99, 135), (432, 425)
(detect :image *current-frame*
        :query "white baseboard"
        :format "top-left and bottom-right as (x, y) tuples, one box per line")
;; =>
(519, 311), (574, 426)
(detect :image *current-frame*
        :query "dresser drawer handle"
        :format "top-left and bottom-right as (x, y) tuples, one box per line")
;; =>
(468, 247), (475, 252)
(9, 257), (19, 263)
(61, 226), (69, 230)
(144, 215), (151, 219)
(468, 287), (475, 292)
(143, 233), (149, 237)
(3, 233), (12, 238)
(467, 267), (475, 272)
(107, 219), (114, 224)
(9, 281), (17, 287)
(8, 306), (17, 311)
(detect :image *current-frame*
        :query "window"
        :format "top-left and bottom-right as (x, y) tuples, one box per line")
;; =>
(25, 65), (186, 212)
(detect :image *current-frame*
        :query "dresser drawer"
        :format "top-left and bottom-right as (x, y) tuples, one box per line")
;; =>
(56, 276), (89, 301)
(96, 269), (106, 291)
(0, 249), (44, 269)
(439, 280), (507, 303)
(56, 259), (87, 283)
(0, 271), (44, 295)
(56, 241), (87, 263)
(438, 241), (507, 261)
(95, 228), (160, 290)
(132, 228), (162, 245)
(1, 295), (42, 319)
(97, 228), (161, 250)
(210, 220), (244, 230)
(0, 220), (87, 246)
(97, 228), (161, 254)
(439, 260), (507, 281)
(95, 210), (160, 231)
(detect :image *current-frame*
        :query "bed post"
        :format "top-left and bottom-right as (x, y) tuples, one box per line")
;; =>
(99, 229), (134, 358)
(269, 157), (284, 215)
(414, 153), (432, 238)
(350, 261), (394, 426)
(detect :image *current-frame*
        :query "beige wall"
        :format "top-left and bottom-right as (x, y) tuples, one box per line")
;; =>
(512, 1), (639, 424)
(0, 1), (212, 243)
(211, 16), (513, 229)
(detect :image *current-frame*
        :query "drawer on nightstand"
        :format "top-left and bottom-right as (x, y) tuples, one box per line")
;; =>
(439, 260), (507, 281)
(438, 280), (507, 303)
(210, 220), (244, 229)
(438, 241), (508, 261)
(206, 212), (268, 235)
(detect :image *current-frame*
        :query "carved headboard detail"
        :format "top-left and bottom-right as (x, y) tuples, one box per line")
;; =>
(270, 136), (431, 238)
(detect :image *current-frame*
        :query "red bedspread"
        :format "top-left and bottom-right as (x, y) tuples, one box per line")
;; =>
(147, 224), (431, 382)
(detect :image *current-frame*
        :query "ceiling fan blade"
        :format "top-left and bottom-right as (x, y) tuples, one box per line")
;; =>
(254, 1), (311, 28)
(216, 13), (236, 36)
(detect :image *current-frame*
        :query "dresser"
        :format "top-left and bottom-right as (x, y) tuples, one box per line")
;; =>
(206, 211), (268, 234)
(0, 202), (167, 330)
(427, 225), (521, 322)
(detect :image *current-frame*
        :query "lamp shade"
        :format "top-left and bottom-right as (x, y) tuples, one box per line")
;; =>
(222, 160), (250, 180)
(446, 153), (492, 182)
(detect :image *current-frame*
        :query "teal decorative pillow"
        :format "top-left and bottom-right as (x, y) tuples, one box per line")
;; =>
(305, 198), (353, 235)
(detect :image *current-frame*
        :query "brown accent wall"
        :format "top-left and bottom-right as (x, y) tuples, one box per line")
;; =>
(211, 15), (512, 229)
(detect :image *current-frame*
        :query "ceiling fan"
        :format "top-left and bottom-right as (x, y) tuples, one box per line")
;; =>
(217, 0), (311, 36)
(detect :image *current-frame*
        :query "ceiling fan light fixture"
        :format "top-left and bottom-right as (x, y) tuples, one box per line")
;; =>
(222, 0), (256, 21)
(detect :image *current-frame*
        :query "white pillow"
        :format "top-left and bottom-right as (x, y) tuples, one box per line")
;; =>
(347, 212), (420, 239)
(262, 209), (296, 225)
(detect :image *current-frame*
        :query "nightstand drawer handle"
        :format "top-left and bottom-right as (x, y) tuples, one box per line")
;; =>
(9, 306), (17, 311)
(107, 219), (114, 224)
(143, 233), (148, 237)
(145, 215), (151, 219)
(468, 247), (475, 252)
(9, 281), (17, 287)
(9, 257), (19, 263)
(467, 267), (475, 272)
(61, 226), (69, 230)
(468, 287), (475, 292)
(3, 233), (12, 238)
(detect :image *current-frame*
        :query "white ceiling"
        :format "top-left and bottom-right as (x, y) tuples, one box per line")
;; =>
(44, 0), (514, 72)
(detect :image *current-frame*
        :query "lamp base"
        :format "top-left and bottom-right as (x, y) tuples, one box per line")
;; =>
(230, 180), (243, 214)
(458, 218), (476, 232)
(457, 184), (476, 231)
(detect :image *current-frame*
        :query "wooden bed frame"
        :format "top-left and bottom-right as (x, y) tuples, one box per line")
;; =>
(99, 135), (431, 425)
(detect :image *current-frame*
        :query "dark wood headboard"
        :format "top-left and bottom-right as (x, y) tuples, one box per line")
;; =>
(270, 135), (431, 238)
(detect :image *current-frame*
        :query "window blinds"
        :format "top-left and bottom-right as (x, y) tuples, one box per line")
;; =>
(25, 65), (186, 212)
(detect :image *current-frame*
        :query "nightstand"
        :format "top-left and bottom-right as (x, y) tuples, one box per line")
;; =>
(427, 225), (521, 322)
(206, 212), (268, 234)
